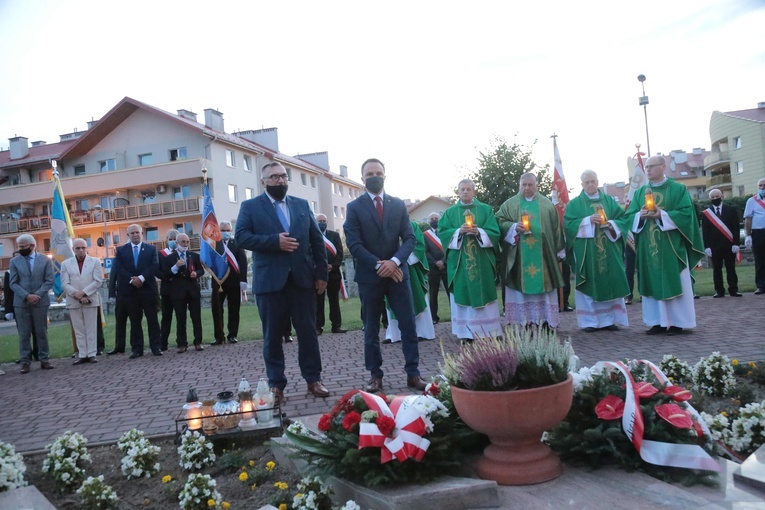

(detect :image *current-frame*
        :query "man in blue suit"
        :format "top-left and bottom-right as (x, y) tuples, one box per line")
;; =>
(236, 162), (330, 405)
(344, 158), (426, 393)
(112, 224), (162, 358)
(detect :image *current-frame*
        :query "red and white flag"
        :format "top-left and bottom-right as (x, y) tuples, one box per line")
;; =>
(551, 137), (569, 222)
(626, 150), (647, 206)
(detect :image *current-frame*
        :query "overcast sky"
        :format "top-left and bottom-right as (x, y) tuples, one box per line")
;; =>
(1, 0), (763, 200)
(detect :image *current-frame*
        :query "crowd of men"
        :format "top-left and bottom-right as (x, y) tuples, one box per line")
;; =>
(5, 158), (758, 404)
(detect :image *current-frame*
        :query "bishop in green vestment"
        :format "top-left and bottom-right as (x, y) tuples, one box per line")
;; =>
(619, 156), (705, 335)
(564, 170), (629, 331)
(496, 173), (565, 327)
(386, 221), (435, 341)
(439, 179), (502, 340)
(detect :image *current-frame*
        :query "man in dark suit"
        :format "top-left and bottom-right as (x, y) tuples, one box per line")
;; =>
(112, 223), (162, 358)
(315, 213), (347, 335)
(158, 229), (179, 351)
(235, 162), (330, 404)
(344, 158), (426, 393)
(106, 265), (129, 354)
(702, 188), (742, 298)
(210, 221), (248, 345)
(10, 234), (54, 373)
(160, 233), (205, 352)
(424, 212), (449, 324)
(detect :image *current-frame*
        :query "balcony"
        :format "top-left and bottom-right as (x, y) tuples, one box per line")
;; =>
(0, 197), (201, 236)
(703, 151), (730, 171)
(706, 173), (732, 189)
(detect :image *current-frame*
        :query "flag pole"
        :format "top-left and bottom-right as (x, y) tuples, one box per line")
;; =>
(551, 134), (566, 312)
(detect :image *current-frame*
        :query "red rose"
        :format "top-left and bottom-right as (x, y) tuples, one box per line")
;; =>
(634, 382), (658, 399)
(663, 385), (692, 402)
(595, 395), (625, 420)
(376, 416), (396, 436)
(425, 381), (441, 396)
(318, 414), (333, 431)
(342, 411), (362, 432)
(655, 403), (692, 429)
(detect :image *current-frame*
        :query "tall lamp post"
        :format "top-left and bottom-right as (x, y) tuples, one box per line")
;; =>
(637, 74), (651, 157)
(93, 205), (108, 258)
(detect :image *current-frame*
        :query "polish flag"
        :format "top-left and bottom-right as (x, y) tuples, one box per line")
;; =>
(551, 137), (569, 222)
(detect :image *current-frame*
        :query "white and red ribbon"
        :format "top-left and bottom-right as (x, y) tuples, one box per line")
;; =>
(591, 361), (721, 472)
(702, 209), (734, 244)
(423, 229), (442, 250)
(323, 235), (338, 257)
(357, 391), (430, 463)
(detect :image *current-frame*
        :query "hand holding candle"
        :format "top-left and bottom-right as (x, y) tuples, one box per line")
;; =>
(521, 212), (531, 235)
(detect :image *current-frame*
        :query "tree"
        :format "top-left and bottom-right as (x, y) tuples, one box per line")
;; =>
(466, 136), (553, 210)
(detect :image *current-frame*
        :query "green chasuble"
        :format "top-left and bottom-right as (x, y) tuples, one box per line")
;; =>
(387, 221), (429, 318)
(618, 178), (705, 300)
(496, 193), (565, 294)
(439, 199), (500, 308)
(564, 190), (629, 301)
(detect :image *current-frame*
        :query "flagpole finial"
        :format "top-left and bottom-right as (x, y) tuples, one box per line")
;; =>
(551, 133), (557, 140)
(201, 160), (208, 184)
(51, 159), (59, 177)
(635, 143), (641, 150)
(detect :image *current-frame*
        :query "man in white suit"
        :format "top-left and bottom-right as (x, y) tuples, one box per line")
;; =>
(61, 238), (103, 364)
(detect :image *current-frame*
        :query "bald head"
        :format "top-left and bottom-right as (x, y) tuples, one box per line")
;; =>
(73, 238), (88, 260)
(644, 156), (666, 184)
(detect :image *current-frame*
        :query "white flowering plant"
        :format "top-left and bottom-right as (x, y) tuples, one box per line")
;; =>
(692, 351), (737, 397)
(660, 354), (693, 384)
(42, 431), (92, 491)
(178, 473), (222, 510)
(76, 475), (119, 510)
(702, 402), (765, 457)
(117, 428), (161, 479)
(0, 440), (27, 492)
(270, 476), (361, 510)
(178, 431), (216, 472)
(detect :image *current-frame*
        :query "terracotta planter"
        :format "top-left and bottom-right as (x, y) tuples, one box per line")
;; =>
(451, 374), (573, 486)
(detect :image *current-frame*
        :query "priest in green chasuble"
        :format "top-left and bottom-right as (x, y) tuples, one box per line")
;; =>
(386, 221), (435, 342)
(564, 170), (630, 332)
(619, 156), (705, 335)
(497, 173), (566, 327)
(439, 179), (502, 341)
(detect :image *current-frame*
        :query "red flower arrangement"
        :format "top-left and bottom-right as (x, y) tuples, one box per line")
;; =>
(342, 411), (362, 432)
(375, 416), (396, 437)
(655, 403), (693, 429)
(663, 385), (692, 402)
(595, 395), (625, 420)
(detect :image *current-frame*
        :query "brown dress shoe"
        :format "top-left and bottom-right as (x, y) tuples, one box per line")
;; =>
(407, 376), (427, 391)
(177, 346), (188, 353)
(20, 364), (30, 374)
(307, 381), (330, 398)
(271, 387), (284, 406)
(194, 344), (204, 351)
(40, 361), (54, 370)
(365, 377), (383, 393)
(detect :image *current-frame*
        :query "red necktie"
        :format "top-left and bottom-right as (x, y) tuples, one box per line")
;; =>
(374, 196), (383, 222)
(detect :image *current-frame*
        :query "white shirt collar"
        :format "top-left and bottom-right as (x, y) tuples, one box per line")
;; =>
(367, 191), (384, 201)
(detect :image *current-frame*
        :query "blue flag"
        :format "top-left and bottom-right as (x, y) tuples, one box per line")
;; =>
(200, 182), (230, 285)
(51, 170), (75, 299)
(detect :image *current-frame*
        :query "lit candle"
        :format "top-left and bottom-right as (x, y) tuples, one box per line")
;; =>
(464, 209), (474, 228)
(598, 206), (607, 224)
(187, 407), (202, 431)
(521, 212), (531, 234)
(644, 188), (655, 211)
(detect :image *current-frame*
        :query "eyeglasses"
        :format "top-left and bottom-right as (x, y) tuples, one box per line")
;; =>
(265, 174), (288, 182)
(645, 164), (663, 169)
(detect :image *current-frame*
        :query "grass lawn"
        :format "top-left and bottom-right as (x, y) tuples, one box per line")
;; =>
(0, 265), (754, 363)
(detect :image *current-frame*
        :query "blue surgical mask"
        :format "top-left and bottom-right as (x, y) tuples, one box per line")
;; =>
(221, 232), (232, 241)
(759, 189), (765, 199)
(167, 240), (177, 249)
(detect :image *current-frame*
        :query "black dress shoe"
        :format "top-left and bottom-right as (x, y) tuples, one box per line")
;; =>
(227, 338), (238, 344)
(152, 350), (163, 356)
(365, 377), (383, 393)
(96, 350), (103, 356)
(755, 289), (765, 295)
(194, 344), (204, 352)
(331, 327), (348, 334)
(625, 296), (633, 305)
(713, 293), (725, 298)
(666, 326), (684, 336)
(646, 325), (665, 335)
(561, 306), (574, 312)
(210, 340), (225, 346)
(381, 339), (392, 344)
(603, 325), (620, 331)
(283, 335), (293, 343)
(73, 358), (87, 365)
(88, 357), (97, 363)
(316, 327), (323, 336)
(177, 346), (188, 353)
(129, 352), (143, 359)
(583, 327), (597, 333)
(107, 349), (124, 355)
(730, 292), (743, 297)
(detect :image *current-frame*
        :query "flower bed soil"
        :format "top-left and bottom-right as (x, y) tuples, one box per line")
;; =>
(23, 434), (300, 509)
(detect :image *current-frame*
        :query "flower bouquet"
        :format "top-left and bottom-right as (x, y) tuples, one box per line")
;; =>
(548, 359), (722, 486)
(0, 440), (27, 492)
(281, 381), (479, 486)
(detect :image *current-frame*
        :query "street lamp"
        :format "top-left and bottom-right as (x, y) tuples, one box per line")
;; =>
(637, 74), (651, 157)
(93, 205), (108, 257)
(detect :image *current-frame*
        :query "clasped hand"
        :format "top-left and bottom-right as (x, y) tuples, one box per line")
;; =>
(640, 207), (662, 219)
(279, 232), (299, 252)
(377, 260), (403, 282)
(459, 223), (478, 236)
(130, 276), (143, 288)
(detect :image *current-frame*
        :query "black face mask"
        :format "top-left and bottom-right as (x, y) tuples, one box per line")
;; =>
(429, 220), (439, 229)
(318, 222), (327, 232)
(18, 247), (32, 257)
(267, 184), (288, 201)
(711, 198), (722, 206)
(365, 176), (384, 194)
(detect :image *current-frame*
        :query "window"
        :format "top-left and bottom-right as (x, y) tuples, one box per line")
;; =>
(226, 149), (235, 167)
(175, 222), (194, 234)
(734, 137), (742, 149)
(43, 238), (51, 251)
(74, 165), (86, 176)
(739, 185), (746, 196)
(75, 199), (89, 211)
(243, 155), (252, 172)
(737, 161), (744, 174)
(169, 147), (187, 161)
(301, 173), (307, 186)
(145, 227), (159, 241)
(245, 187), (255, 200)
(113, 234), (121, 245)
(82, 235), (92, 247)
(173, 185), (191, 200)
(332, 183), (338, 195)
(99, 159), (116, 172)
(138, 153), (153, 166)
(285, 168), (292, 181)
(310, 176), (316, 188)
(311, 201), (317, 212)
(333, 206), (339, 218)
(228, 184), (238, 202)
(38, 169), (52, 182)
(340, 207), (346, 218)
(100, 197), (110, 209)
(338, 185), (344, 197)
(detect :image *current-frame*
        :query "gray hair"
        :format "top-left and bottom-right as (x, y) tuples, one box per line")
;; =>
(16, 234), (35, 246)
(457, 179), (475, 190)
(165, 229), (180, 240)
(707, 188), (722, 198)
(580, 170), (598, 182)
(219, 221), (232, 230)
(519, 172), (537, 184)
(428, 211), (441, 220)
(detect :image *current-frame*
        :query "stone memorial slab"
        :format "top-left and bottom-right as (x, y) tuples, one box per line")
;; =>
(0, 485), (57, 510)
(734, 444), (765, 492)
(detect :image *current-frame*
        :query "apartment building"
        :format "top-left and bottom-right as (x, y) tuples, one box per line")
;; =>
(705, 102), (765, 198)
(0, 96), (363, 267)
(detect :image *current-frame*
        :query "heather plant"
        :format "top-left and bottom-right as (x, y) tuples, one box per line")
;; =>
(441, 336), (518, 390)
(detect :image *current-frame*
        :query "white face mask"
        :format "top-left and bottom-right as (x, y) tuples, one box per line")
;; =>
(177, 245), (188, 253)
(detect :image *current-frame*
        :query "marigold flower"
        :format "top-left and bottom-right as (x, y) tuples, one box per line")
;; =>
(266, 461), (276, 471)
(279, 504), (287, 510)
(249, 460), (255, 467)
(251, 483), (257, 490)
(239, 472), (249, 482)
(318, 414), (333, 431)
(162, 475), (172, 483)
(221, 503), (231, 510)
(207, 500), (216, 508)
(595, 395), (625, 420)
(721, 411), (728, 417)
(732, 359), (739, 366)
(274, 481), (288, 490)
(342, 411), (362, 431)
(749, 361), (757, 368)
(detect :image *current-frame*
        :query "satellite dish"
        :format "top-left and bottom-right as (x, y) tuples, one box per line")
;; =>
(97, 237), (105, 247)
